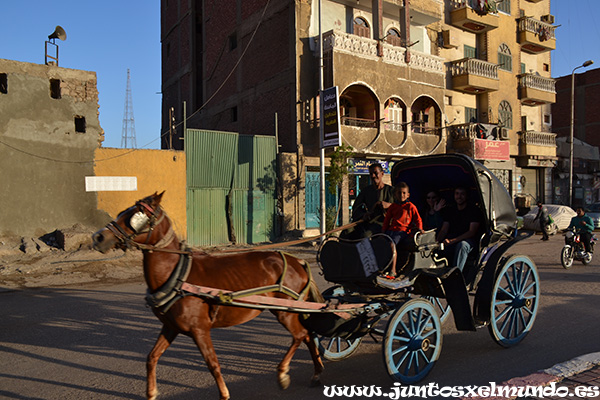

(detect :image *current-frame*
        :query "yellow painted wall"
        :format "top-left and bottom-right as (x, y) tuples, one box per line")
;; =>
(93, 147), (187, 239)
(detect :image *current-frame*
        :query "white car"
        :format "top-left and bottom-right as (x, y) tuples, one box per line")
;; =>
(522, 204), (576, 234)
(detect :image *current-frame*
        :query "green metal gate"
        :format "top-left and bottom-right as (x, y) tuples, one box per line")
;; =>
(185, 129), (278, 246)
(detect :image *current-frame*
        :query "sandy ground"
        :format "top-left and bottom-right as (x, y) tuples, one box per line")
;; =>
(0, 225), (321, 289)
(0, 225), (144, 289)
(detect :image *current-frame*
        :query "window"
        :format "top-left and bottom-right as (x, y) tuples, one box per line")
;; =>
(544, 114), (551, 125)
(231, 106), (238, 122)
(0, 73), (6, 94)
(498, 43), (512, 72)
(386, 28), (401, 47)
(353, 17), (370, 38)
(521, 63), (526, 74)
(74, 116), (86, 133)
(465, 107), (477, 123)
(384, 98), (406, 131)
(497, 0), (510, 14)
(543, 63), (549, 72)
(50, 79), (61, 99)
(498, 101), (512, 130)
(464, 45), (477, 59)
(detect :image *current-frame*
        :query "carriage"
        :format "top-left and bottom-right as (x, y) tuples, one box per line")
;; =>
(92, 154), (539, 399)
(306, 153), (540, 383)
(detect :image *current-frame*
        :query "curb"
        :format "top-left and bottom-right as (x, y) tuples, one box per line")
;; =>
(459, 352), (600, 399)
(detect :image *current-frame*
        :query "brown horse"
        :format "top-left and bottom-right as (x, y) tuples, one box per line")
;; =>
(92, 192), (324, 400)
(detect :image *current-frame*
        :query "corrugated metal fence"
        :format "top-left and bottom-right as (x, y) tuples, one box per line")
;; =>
(185, 129), (278, 246)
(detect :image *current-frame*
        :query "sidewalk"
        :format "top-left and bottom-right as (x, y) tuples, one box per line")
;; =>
(461, 352), (600, 399)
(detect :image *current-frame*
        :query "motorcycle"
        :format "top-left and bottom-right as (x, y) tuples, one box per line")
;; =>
(560, 227), (596, 269)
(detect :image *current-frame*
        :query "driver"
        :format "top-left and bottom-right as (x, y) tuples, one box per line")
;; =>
(345, 163), (394, 238)
(568, 207), (594, 253)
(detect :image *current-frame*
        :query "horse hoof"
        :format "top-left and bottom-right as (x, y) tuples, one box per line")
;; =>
(310, 377), (322, 387)
(147, 390), (158, 400)
(278, 374), (291, 390)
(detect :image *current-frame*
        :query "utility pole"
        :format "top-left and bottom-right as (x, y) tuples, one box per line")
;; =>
(121, 69), (137, 148)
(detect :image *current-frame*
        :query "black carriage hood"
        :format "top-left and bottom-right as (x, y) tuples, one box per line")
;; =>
(390, 154), (517, 236)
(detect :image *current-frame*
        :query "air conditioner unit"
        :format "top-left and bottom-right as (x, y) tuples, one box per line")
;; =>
(499, 128), (509, 140)
(441, 30), (458, 49)
(541, 14), (555, 24)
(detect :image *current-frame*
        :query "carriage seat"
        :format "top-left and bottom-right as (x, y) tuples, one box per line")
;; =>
(317, 234), (395, 284)
(395, 229), (444, 275)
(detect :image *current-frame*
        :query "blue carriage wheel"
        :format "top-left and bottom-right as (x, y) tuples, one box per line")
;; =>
(488, 255), (540, 348)
(314, 335), (363, 361)
(421, 295), (451, 325)
(383, 299), (442, 384)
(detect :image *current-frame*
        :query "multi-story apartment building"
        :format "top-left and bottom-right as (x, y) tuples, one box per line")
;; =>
(161, 0), (557, 235)
(552, 68), (600, 207)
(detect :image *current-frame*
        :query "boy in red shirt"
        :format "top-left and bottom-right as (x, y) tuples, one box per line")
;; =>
(382, 182), (423, 276)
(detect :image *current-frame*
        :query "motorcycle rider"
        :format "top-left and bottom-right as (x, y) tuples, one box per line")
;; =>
(567, 206), (594, 254)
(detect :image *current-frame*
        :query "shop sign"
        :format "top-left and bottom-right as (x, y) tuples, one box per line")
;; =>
(474, 139), (510, 161)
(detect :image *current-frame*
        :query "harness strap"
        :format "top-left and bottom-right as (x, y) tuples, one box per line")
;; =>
(145, 244), (192, 313)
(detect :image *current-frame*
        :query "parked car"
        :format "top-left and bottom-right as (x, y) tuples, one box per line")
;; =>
(522, 204), (576, 234)
(586, 202), (600, 229)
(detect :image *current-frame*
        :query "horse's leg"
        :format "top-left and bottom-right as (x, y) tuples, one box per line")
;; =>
(304, 332), (324, 386)
(147, 325), (178, 400)
(272, 311), (324, 389)
(190, 328), (230, 400)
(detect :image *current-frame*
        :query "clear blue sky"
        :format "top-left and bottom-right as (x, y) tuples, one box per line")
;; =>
(551, 0), (599, 78)
(1, 1), (596, 151)
(1, 1), (161, 149)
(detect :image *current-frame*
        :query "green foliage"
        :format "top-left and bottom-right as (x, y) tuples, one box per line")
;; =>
(327, 144), (354, 195)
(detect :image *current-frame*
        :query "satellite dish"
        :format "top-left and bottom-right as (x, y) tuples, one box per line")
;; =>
(48, 26), (67, 41)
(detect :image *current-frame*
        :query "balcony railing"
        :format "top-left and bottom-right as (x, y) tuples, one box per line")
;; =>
(519, 130), (557, 147)
(518, 74), (556, 93)
(321, 30), (444, 75)
(518, 17), (556, 40)
(450, 58), (499, 79)
(341, 116), (377, 128)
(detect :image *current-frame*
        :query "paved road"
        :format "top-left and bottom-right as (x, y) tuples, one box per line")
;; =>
(0, 233), (599, 399)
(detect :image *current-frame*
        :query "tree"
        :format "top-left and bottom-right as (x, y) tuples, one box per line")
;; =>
(323, 144), (354, 230)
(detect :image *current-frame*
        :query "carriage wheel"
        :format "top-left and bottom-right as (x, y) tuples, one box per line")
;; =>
(421, 296), (451, 325)
(561, 246), (574, 269)
(383, 299), (442, 384)
(313, 285), (363, 361)
(488, 255), (540, 348)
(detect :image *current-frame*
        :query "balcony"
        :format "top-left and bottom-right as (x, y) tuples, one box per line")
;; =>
(450, 58), (499, 94)
(518, 74), (556, 106)
(518, 131), (557, 163)
(448, 123), (509, 160)
(322, 30), (444, 75)
(518, 17), (556, 53)
(449, 0), (499, 33)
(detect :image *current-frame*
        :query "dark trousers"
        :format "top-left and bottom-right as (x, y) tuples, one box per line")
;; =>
(580, 231), (593, 253)
(539, 219), (549, 239)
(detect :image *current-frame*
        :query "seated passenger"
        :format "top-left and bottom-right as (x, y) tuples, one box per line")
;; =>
(421, 189), (446, 231)
(436, 186), (483, 272)
(382, 182), (423, 276)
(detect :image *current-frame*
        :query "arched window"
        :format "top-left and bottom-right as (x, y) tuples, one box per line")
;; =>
(498, 43), (512, 72)
(353, 17), (370, 38)
(386, 28), (402, 47)
(498, 100), (512, 129)
(384, 98), (406, 131)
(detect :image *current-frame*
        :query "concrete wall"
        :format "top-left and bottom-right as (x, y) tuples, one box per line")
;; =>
(0, 59), (107, 236)
(93, 147), (187, 239)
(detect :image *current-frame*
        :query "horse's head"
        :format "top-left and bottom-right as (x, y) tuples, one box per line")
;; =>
(92, 191), (167, 253)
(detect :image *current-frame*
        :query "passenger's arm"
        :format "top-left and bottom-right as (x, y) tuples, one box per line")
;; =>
(445, 221), (480, 245)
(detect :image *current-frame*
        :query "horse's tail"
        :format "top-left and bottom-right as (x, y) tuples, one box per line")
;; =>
(307, 278), (325, 304)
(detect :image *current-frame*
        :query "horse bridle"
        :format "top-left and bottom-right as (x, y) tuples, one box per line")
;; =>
(106, 200), (165, 250)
